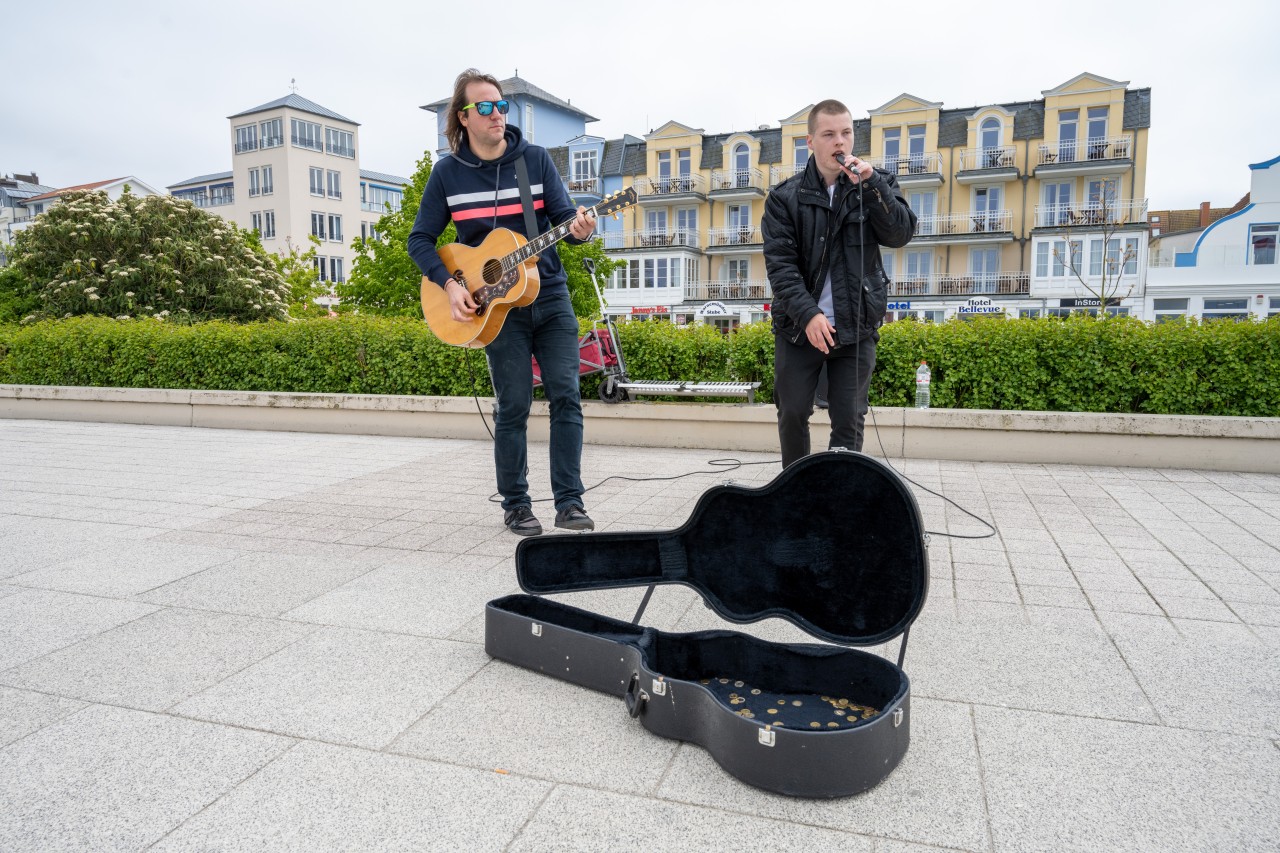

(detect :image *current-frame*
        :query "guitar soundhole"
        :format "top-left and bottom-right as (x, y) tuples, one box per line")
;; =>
(482, 259), (504, 285)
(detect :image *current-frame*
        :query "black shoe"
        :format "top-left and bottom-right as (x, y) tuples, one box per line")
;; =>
(554, 506), (595, 531)
(504, 506), (542, 537)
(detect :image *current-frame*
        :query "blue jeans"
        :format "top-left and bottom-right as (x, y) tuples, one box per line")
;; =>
(484, 288), (585, 512)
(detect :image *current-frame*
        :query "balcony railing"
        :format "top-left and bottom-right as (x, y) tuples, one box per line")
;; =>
(958, 146), (1017, 171)
(686, 279), (771, 301)
(361, 200), (402, 213)
(566, 176), (601, 195)
(207, 194), (234, 207)
(868, 152), (943, 176)
(291, 135), (323, 151)
(638, 175), (705, 196)
(1038, 135), (1133, 166)
(327, 146), (356, 158)
(600, 229), (701, 250)
(914, 210), (1012, 237)
(709, 168), (765, 192)
(707, 226), (759, 247)
(234, 140), (258, 154)
(770, 164), (805, 185)
(261, 137), (283, 149)
(1033, 199), (1148, 228)
(889, 272), (1029, 297)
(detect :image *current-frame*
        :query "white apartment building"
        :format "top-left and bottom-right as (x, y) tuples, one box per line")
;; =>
(1146, 154), (1280, 321)
(169, 94), (407, 285)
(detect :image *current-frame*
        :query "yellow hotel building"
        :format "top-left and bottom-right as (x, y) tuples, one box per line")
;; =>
(596, 72), (1151, 327)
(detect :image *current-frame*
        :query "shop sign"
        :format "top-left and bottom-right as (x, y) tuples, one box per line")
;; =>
(957, 297), (1004, 316)
(699, 301), (730, 316)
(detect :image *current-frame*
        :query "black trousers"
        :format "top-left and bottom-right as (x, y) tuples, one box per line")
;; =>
(774, 331), (877, 468)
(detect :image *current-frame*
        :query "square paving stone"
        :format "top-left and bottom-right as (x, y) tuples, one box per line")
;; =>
(151, 741), (550, 852)
(392, 661), (680, 796)
(138, 552), (375, 617)
(173, 626), (488, 749)
(655, 697), (988, 851)
(974, 705), (1280, 852)
(6, 539), (239, 597)
(0, 589), (157, 672)
(0, 686), (86, 747)
(1, 608), (313, 711)
(510, 785), (876, 852)
(0, 703), (290, 852)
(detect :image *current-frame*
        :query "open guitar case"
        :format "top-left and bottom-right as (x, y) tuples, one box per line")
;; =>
(485, 449), (929, 798)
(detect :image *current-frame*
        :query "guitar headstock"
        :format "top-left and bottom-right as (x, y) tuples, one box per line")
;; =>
(594, 187), (638, 220)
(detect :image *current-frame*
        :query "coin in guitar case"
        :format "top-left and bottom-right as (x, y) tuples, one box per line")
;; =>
(750, 689), (761, 695)
(766, 708), (778, 715)
(791, 700), (803, 707)
(809, 722), (821, 728)
(734, 680), (744, 687)
(827, 722), (840, 728)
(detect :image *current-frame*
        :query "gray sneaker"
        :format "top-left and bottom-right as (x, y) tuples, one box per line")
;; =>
(504, 506), (543, 537)
(554, 506), (595, 531)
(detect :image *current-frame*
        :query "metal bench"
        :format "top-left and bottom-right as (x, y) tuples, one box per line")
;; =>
(616, 380), (761, 404)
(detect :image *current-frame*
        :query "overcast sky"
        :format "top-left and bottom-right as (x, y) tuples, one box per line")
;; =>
(4, 0), (1274, 210)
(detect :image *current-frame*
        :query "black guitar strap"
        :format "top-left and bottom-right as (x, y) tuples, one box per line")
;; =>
(513, 154), (539, 242)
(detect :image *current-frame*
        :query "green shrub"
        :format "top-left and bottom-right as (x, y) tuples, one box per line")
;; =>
(0, 313), (1276, 417)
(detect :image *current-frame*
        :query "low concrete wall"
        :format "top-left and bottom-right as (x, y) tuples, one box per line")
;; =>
(2, 384), (1278, 473)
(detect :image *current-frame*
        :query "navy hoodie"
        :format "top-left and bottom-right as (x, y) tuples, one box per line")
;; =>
(407, 126), (583, 301)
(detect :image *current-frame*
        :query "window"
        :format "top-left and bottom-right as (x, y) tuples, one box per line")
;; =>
(732, 143), (749, 186)
(1122, 236), (1139, 275)
(612, 258), (641, 289)
(210, 184), (233, 206)
(909, 191), (935, 235)
(656, 151), (671, 190)
(311, 212), (326, 240)
(646, 209), (667, 240)
(1038, 239), (1082, 278)
(325, 127), (354, 158)
(905, 250), (931, 280)
(883, 128), (901, 171)
(726, 258), (750, 281)
(980, 117), (1000, 157)
(524, 104), (535, 142)
(1044, 181), (1073, 226)
(363, 184), (402, 213)
(1249, 224), (1277, 265)
(675, 208), (697, 243)
(314, 256), (328, 282)
(1087, 106), (1108, 153)
(263, 211), (275, 239)
(1058, 109), (1078, 163)
(794, 138), (808, 169)
(1202, 298), (1249, 321)
(643, 258), (669, 288)
(571, 149), (598, 189)
(881, 251), (895, 281)
(261, 165), (273, 195)
(727, 204), (750, 232)
(1153, 298), (1188, 323)
(970, 248), (1000, 293)
(678, 149), (691, 189)
(248, 168), (261, 197)
(327, 214), (343, 243)
(1270, 297), (1280, 318)
(326, 170), (341, 199)
(292, 119), (322, 151)
(907, 125), (925, 168)
(235, 124), (258, 154)
(974, 187), (1001, 230)
(250, 212), (262, 234)
(330, 257), (344, 283)
(309, 167), (324, 196)
(1087, 178), (1120, 221)
(260, 118), (283, 149)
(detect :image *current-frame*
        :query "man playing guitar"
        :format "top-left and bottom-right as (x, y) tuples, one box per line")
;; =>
(408, 68), (597, 536)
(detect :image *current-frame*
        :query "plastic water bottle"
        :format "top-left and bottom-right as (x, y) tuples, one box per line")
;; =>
(915, 361), (931, 409)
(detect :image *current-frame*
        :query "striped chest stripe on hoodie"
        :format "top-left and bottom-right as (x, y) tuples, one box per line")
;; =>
(447, 184), (546, 222)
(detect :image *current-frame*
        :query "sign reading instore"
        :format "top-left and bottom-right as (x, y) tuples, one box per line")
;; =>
(1059, 298), (1121, 307)
(957, 297), (1005, 316)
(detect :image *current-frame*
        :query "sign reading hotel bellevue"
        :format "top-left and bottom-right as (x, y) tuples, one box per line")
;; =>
(956, 297), (1005, 316)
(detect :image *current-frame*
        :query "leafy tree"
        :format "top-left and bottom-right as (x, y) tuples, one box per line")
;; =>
(0, 265), (38, 324)
(558, 238), (620, 318)
(338, 150), (455, 316)
(260, 234), (329, 318)
(10, 190), (287, 323)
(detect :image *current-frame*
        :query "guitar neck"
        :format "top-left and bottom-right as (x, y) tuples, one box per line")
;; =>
(504, 203), (601, 269)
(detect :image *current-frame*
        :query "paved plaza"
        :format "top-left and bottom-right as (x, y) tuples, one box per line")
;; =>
(1, 417), (1278, 852)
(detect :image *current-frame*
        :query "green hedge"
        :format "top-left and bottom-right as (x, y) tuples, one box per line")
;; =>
(1, 314), (1278, 416)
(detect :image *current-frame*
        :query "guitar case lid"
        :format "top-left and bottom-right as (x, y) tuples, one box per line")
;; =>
(516, 450), (928, 646)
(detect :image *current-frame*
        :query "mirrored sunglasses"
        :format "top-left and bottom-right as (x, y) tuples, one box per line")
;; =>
(463, 100), (509, 116)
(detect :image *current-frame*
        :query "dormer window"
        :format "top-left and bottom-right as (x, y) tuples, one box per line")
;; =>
(733, 143), (749, 187)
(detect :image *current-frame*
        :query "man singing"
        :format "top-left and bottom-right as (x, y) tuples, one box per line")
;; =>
(762, 99), (916, 467)
(409, 69), (597, 536)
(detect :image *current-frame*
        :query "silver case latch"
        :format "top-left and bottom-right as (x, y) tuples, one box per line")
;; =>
(758, 727), (776, 747)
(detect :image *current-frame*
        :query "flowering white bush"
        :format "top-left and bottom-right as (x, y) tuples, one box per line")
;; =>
(11, 190), (288, 323)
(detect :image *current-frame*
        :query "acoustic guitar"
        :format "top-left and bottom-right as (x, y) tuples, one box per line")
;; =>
(421, 187), (637, 348)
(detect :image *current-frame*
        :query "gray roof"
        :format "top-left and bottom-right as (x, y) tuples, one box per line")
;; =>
(853, 119), (870, 156)
(936, 111), (969, 148)
(601, 139), (625, 175)
(420, 75), (598, 122)
(697, 127), (783, 170)
(549, 146), (570, 178)
(620, 138), (647, 175)
(359, 169), (409, 186)
(1123, 88), (1151, 130)
(168, 171), (233, 189)
(0, 178), (54, 200)
(228, 94), (358, 125)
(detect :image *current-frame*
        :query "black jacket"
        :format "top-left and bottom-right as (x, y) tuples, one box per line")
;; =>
(762, 159), (916, 343)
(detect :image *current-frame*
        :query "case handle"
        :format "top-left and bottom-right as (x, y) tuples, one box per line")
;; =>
(624, 672), (648, 718)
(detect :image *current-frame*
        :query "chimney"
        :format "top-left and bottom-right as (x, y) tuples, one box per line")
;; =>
(1199, 201), (1211, 228)
(16, 173), (38, 184)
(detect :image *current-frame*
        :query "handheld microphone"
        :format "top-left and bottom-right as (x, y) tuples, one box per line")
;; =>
(835, 152), (862, 184)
